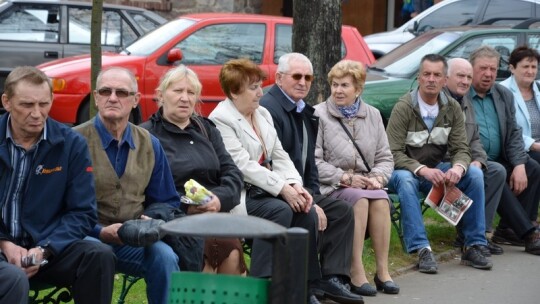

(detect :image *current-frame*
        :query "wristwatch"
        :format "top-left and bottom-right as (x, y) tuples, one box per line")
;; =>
(37, 246), (51, 260)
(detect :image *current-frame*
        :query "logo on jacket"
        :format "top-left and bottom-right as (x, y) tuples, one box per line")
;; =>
(35, 165), (62, 175)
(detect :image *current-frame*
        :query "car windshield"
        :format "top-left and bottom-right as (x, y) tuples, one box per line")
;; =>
(123, 18), (196, 56)
(370, 31), (462, 77)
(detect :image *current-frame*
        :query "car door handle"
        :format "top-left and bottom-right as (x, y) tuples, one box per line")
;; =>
(44, 51), (59, 59)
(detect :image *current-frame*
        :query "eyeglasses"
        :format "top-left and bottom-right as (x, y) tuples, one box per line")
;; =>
(97, 87), (136, 98)
(281, 73), (314, 82)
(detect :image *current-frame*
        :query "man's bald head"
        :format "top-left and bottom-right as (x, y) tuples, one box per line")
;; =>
(446, 58), (473, 98)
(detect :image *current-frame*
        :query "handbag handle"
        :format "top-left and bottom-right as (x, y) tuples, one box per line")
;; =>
(337, 119), (371, 172)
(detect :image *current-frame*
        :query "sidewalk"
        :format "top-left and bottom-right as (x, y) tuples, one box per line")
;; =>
(321, 244), (539, 304)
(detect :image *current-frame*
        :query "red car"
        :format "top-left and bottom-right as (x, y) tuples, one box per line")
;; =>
(38, 13), (375, 124)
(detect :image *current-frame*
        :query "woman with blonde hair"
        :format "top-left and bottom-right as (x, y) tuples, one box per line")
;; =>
(315, 60), (399, 295)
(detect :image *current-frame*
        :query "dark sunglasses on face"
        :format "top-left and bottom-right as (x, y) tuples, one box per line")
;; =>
(282, 73), (314, 82)
(97, 87), (136, 98)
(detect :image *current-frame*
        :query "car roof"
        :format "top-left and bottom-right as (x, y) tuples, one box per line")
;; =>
(5, 0), (154, 12)
(180, 12), (293, 23)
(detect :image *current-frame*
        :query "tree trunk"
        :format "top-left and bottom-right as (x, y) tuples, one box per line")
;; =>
(292, 0), (342, 105)
(90, 0), (103, 120)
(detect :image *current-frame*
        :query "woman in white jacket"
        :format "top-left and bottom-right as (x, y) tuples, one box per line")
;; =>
(500, 45), (540, 225)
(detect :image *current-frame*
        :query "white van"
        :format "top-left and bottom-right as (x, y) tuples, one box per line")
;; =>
(365, 0), (540, 58)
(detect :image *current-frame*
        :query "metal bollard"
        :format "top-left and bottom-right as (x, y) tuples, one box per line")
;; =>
(269, 227), (308, 304)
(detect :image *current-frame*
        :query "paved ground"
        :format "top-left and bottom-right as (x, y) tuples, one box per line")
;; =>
(321, 244), (539, 304)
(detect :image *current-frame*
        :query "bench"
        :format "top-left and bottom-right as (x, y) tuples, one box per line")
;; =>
(388, 192), (430, 252)
(29, 274), (142, 304)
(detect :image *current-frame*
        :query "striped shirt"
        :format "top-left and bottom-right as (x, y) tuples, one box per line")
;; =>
(1, 116), (45, 247)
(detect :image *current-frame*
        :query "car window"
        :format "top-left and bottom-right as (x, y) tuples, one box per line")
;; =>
(274, 24), (346, 64)
(128, 12), (160, 33)
(372, 31), (461, 77)
(416, 0), (479, 33)
(446, 33), (518, 79)
(482, 0), (533, 25)
(0, 4), (59, 42)
(125, 18), (195, 56)
(177, 23), (265, 65)
(68, 7), (137, 47)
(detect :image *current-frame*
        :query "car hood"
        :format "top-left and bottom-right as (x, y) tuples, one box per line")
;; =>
(364, 30), (415, 54)
(38, 52), (144, 76)
(362, 75), (417, 120)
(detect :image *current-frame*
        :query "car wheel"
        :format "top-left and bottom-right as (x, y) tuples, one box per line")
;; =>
(76, 99), (91, 125)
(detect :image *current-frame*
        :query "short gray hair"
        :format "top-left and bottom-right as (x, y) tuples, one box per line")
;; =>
(469, 45), (500, 66)
(277, 52), (313, 74)
(96, 67), (138, 92)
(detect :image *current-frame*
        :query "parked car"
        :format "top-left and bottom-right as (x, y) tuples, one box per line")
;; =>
(0, 0), (166, 89)
(362, 20), (540, 123)
(365, 0), (540, 58)
(37, 13), (375, 125)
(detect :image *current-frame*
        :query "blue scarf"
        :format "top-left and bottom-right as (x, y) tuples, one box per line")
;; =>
(337, 98), (360, 119)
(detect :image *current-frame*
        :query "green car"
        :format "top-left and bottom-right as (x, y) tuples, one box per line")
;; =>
(362, 20), (540, 124)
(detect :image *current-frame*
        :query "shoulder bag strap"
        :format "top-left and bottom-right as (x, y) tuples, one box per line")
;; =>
(337, 119), (371, 172)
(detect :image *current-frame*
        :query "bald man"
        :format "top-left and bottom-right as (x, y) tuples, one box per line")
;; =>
(443, 58), (505, 256)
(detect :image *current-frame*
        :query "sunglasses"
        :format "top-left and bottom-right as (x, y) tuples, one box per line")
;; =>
(97, 87), (136, 98)
(282, 73), (314, 82)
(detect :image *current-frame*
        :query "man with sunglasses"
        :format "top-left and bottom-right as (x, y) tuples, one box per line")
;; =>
(260, 53), (363, 304)
(74, 67), (181, 304)
(0, 66), (115, 303)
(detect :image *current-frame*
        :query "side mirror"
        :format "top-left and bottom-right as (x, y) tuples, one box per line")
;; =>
(167, 48), (183, 63)
(407, 21), (419, 34)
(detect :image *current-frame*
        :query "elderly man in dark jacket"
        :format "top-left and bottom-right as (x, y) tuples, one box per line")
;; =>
(260, 52), (362, 304)
(444, 57), (505, 256)
(468, 46), (540, 255)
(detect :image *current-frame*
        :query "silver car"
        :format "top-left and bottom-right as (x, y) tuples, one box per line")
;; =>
(365, 0), (540, 58)
(0, 0), (166, 90)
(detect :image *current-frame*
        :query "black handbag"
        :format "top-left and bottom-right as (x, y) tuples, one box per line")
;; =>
(244, 182), (273, 199)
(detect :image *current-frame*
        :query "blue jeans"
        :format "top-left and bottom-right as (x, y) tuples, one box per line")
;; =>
(87, 237), (179, 304)
(388, 163), (487, 253)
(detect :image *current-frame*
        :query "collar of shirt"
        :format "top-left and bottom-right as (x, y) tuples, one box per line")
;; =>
(94, 115), (135, 150)
(278, 86), (305, 113)
(5, 114), (47, 147)
(469, 86), (493, 101)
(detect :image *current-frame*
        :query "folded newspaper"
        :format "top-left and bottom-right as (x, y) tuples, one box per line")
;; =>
(424, 184), (473, 226)
(183, 179), (213, 205)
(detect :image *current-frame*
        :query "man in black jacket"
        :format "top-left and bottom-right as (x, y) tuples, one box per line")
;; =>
(468, 46), (540, 255)
(261, 53), (363, 304)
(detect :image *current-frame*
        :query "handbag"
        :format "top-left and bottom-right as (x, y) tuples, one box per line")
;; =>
(337, 119), (371, 172)
(244, 182), (274, 199)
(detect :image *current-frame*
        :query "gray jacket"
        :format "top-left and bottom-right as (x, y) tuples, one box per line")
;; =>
(314, 98), (394, 195)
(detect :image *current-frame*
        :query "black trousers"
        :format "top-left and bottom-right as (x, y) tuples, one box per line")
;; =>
(498, 158), (540, 238)
(246, 196), (321, 281)
(29, 239), (114, 304)
(314, 194), (354, 278)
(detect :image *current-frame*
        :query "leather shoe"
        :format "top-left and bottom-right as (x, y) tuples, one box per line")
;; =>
(350, 282), (376, 297)
(311, 276), (364, 304)
(461, 245), (493, 270)
(308, 294), (321, 304)
(525, 230), (540, 255)
(492, 227), (524, 246)
(486, 240), (504, 255)
(374, 275), (400, 294)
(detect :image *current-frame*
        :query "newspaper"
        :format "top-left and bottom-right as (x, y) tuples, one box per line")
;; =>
(424, 184), (473, 226)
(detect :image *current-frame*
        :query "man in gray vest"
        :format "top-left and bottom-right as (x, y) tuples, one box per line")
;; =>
(75, 67), (181, 304)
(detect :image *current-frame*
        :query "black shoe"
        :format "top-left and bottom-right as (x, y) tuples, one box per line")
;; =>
(311, 276), (364, 304)
(524, 230), (540, 255)
(417, 248), (438, 274)
(492, 227), (525, 246)
(308, 294), (321, 304)
(374, 275), (400, 294)
(461, 245), (493, 270)
(486, 240), (504, 255)
(349, 282), (376, 297)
